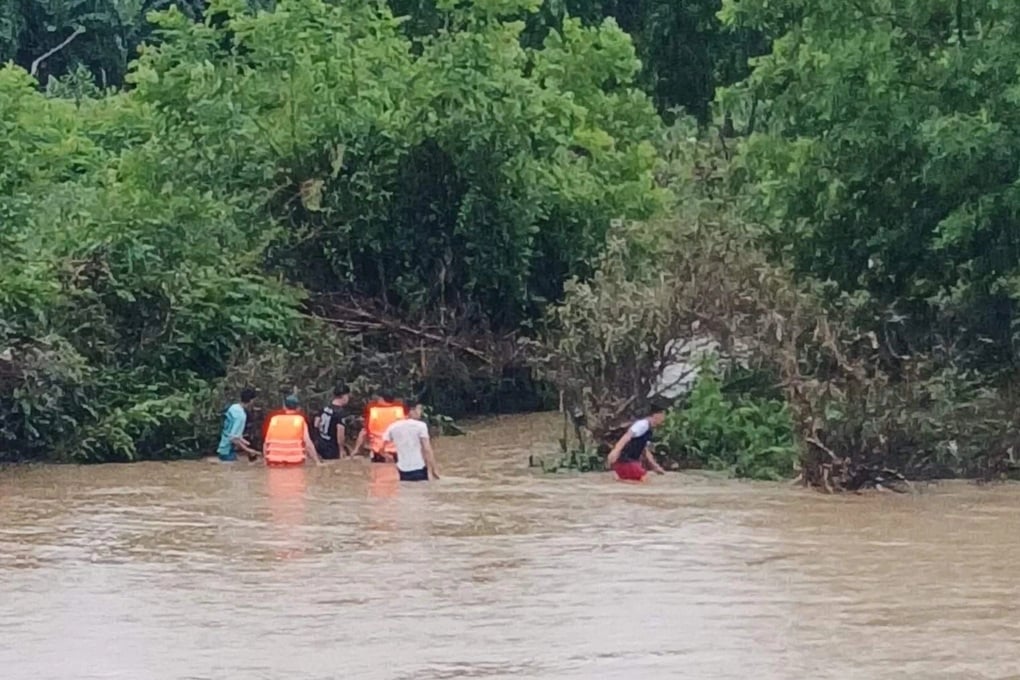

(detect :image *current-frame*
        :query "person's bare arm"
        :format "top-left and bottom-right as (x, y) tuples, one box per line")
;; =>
(230, 435), (260, 458)
(229, 433), (264, 465)
(336, 423), (346, 458)
(606, 431), (632, 467)
(353, 428), (367, 456)
(642, 446), (665, 475)
(304, 426), (323, 465)
(422, 435), (439, 479)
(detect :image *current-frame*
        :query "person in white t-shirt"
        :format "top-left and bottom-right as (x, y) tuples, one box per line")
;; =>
(606, 406), (667, 481)
(382, 400), (439, 482)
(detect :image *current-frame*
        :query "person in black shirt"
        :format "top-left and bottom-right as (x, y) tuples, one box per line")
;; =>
(314, 382), (351, 460)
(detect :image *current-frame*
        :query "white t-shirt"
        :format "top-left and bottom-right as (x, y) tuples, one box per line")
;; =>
(629, 419), (651, 437)
(383, 419), (430, 472)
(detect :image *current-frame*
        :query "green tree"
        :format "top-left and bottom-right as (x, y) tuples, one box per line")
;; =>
(554, 0), (768, 122)
(130, 0), (664, 326)
(388, 0), (769, 123)
(721, 0), (1020, 363)
(0, 62), (302, 462)
(0, 1), (273, 85)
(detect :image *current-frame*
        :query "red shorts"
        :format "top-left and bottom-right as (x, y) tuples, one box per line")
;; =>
(613, 460), (647, 481)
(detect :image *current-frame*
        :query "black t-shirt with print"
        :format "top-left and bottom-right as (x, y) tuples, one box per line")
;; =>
(315, 403), (346, 458)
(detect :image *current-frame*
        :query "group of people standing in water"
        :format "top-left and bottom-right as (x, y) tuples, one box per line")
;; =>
(215, 383), (440, 482)
(217, 383), (670, 483)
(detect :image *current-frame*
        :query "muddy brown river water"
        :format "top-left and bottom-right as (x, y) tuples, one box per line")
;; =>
(2, 413), (1019, 679)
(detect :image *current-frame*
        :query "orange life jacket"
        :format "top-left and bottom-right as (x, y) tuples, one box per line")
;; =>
(264, 413), (307, 466)
(366, 403), (405, 455)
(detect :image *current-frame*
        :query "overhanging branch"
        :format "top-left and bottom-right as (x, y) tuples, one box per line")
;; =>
(31, 27), (86, 79)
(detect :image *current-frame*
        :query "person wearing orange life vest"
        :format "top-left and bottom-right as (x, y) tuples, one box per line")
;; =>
(352, 390), (405, 463)
(263, 395), (323, 466)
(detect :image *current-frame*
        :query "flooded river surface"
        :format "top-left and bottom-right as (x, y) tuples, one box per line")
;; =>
(2, 413), (1019, 679)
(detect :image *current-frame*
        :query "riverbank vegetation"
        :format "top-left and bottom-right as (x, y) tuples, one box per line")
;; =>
(3, 0), (1019, 487)
(536, 0), (1020, 487)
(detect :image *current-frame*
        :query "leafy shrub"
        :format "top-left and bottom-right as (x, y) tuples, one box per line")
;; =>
(532, 228), (681, 431)
(807, 362), (1020, 489)
(659, 368), (798, 480)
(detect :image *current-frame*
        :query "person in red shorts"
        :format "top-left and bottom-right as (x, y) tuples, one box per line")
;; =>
(606, 406), (667, 481)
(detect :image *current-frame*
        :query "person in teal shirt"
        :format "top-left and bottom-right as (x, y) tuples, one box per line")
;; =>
(217, 387), (261, 462)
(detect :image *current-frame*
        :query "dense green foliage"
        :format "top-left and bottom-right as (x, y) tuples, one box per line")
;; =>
(2, 1), (214, 85)
(0, 64), (303, 462)
(3, 1), (763, 122)
(391, 0), (767, 121)
(541, 120), (1020, 486)
(721, 0), (1020, 365)
(131, 0), (663, 325)
(659, 368), (798, 481)
(1, 0), (662, 462)
(0, 2), (286, 87)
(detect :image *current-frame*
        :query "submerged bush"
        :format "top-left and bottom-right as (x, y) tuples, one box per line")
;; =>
(805, 362), (1020, 489)
(659, 368), (798, 481)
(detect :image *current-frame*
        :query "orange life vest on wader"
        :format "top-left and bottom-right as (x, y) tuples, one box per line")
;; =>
(264, 414), (307, 466)
(366, 403), (405, 459)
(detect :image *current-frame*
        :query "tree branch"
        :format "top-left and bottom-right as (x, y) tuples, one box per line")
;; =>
(308, 309), (493, 364)
(31, 27), (85, 79)
(744, 95), (759, 137)
(806, 435), (840, 462)
(956, 0), (966, 47)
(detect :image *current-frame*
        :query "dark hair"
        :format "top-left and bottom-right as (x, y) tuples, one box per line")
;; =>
(240, 387), (257, 403)
(649, 403), (667, 415)
(379, 390), (396, 402)
(404, 399), (421, 412)
(333, 382), (350, 397)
